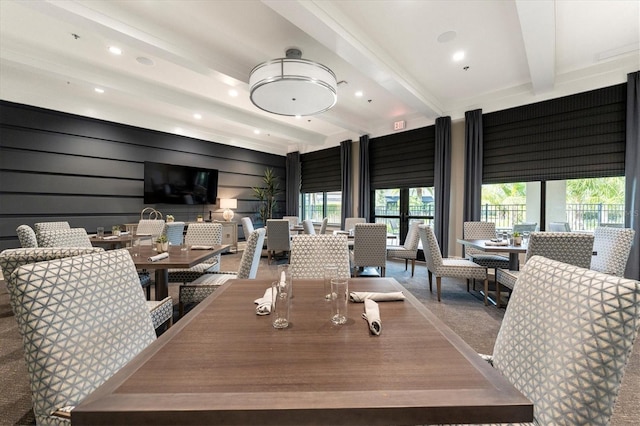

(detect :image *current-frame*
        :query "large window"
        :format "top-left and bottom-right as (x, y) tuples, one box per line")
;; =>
(373, 187), (434, 244)
(301, 191), (341, 225)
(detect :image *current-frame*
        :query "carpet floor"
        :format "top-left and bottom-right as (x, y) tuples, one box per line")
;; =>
(1, 251), (638, 425)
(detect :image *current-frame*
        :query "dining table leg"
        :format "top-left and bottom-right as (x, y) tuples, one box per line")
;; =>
(508, 253), (520, 271)
(154, 269), (169, 300)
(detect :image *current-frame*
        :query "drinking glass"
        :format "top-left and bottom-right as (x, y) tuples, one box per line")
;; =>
(277, 264), (292, 298)
(323, 265), (338, 301)
(522, 231), (530, 246)
(272, 280), (290, 329)
(96, 227), (104, 239)
(331, 278), (349, 325)
(180, 235), (189, 251)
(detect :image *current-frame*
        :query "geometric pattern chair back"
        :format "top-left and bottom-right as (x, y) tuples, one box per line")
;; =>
(492, 255), (640, 425)
(237, 228), (266, 279)
(135, 219), (166, 245)
(36, 228), (93, 248)
(463, 221), (496, 257)
(185, 222), (223, 266)
(525, 231), (594, 268)
(591, 226), (635, 277)
(266, 220), (291, 252)
(418, 225), (444, 271)
(290, 234), (351, 279)
(164, 221), (186, 246)
(302, 219), (316, 235)
(6, 249), (156, 425)
(352, 223), (387, 270)
(33, 221), (70, 235)
(344, 217), (365, 232)
(16, 225), (38, 248)
(402, 221), (421, 251)
(319, 217), (328, 234)
(0, 247), (104, 282)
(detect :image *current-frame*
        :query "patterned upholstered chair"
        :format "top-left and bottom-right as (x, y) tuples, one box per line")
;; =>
(266, 219), (291, 264)
(496, 231), (595, 293)
(33, 221), (70, 235)
(37, 228), (92, 247)
(179, 228), (266, 317)
(302, 219), (316, 234)
(318, 217), (329, 234)
(5, 249), (158, 425)
(386, 221), (420, 276)
(418, 225), (489, 303)
(290, 234), (351, 279)
(482, 256), (640, 425)
(350, 223), (387, 277)
(164, 221), (186, 246)
(512, 222), (537, 234)
(591, 226), (635, 276)
(168, 222), (222, 284)
(241, 216), (267, 249)
(135, 219), (166, 245)
(462, 222), (509, 286)
(0, 247), (173, 332)
(16, 225), (38, 248)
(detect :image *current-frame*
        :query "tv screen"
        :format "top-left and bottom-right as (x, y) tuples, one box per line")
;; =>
(144, 161), (218, 205)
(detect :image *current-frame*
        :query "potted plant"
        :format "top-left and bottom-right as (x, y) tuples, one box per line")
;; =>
(156, 235), (169, 252)
(111, 225), (121, 236)
(252, 168), (281, 226)
(512, 231), (522, 246)
(166, 214), (175, 223)
(196, 214), (203, 223)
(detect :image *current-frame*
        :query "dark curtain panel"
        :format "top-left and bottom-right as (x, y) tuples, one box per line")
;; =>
(434, 116), (452, 256)
(285, 152), (300, 217)
(464, 109), (483, 224)
(625, 71), (640, 280)
(340, 140), (353, 229)
(358, 135), (371, 222)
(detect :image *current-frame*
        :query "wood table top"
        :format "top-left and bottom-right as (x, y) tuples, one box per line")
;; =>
(73, 277), (532, 425)
(457, 238), (528, 254)
(129, 244), (229, 269)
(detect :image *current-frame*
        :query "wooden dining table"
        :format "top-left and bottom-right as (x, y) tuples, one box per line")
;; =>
(129, 244), (229, 300)
(457, 238), (528, 270)
(73, 277), (533, 425)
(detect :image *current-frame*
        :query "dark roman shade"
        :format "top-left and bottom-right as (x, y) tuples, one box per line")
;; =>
(483, 83), (626, 184)
(369, 126), (435, 189)
(300, 146), (341, 193)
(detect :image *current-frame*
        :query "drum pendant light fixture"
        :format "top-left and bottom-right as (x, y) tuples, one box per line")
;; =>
(249, 48), (337, 116)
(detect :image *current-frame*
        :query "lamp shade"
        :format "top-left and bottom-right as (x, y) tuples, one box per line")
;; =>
(249, 49), (337, 116)
(219, 199), (238, 209)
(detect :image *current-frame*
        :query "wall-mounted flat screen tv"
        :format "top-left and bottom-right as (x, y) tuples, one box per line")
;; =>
(144, 161), (218, 205)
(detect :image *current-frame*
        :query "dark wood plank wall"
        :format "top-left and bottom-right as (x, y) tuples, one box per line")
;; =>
(0, 101), (286, 250)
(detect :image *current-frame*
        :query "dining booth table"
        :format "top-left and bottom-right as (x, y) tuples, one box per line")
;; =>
(73, 277), (533, 425)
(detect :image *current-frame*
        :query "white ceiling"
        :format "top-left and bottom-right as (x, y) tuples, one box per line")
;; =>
(1, 0), (638, 156)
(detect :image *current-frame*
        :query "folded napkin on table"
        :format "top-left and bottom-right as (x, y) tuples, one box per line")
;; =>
(485, 240), (508, 246)
(148, 252), (169, 262)
(102, 235), (119, 240)
(191, 245), (213, 250)
(362, 299), (381, 336)
(349, 291), (406, 302)
(254, 287), (274, 315)
(119, 231), (129, 235)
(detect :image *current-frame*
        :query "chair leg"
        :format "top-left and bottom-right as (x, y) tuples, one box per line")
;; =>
(381, 266), (385, 277)
(428, 271), (433, 292)
(467, 279), (470, 292)
(411, 259), (415, 277)
(179, 302), (185, 318)
(436, 276), (442, 302)
(404, 259), (408, 271)
(495, 280), (501, 309)
(484, 279), (489, 306)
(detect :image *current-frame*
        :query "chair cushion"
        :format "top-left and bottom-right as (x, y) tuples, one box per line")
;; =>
(179, 274), (236, 305)
(468, 253), (510, 269)
(147, 297), (173, 329)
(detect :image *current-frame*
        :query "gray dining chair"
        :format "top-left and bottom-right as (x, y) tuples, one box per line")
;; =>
(318, 217), (329, 234)
(590, 226), (635, 276)
(290, 234), (351, 279)
(344, 217), (365, 232)
(168, 222), (222, 284)
(164, 221), (186, 246)
(419, 225), (489, 303)
(463, 221), (509, 289)
(266, 219), (291, 264)
(350, 223), (387, 277)
(135, 219), (166, 245)
(496, 231), (595, 293)
(482, 255), (640, 425)
(386, 221), (420, 276)
(548, 221), (571, 232)
(36, 228), (93, 248)
(16, 225), (38, 248)
(512, 222), (537, 234)
(302, 219), (316, 234)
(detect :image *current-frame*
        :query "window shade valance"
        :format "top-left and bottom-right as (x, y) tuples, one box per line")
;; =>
(300, 146), (341, 192)
(369, 126), (435, 189)
(482, 83), (626, 184)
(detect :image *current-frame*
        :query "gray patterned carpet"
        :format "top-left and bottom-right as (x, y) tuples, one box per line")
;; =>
(1, 252), (638, 425)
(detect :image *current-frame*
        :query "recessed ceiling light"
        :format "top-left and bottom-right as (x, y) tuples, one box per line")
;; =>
(193, 113), (202, 120)
(136, 56), (154, 66)
(108, 46), (122, 55)
(355, 91), (363, 97)
(228, 89), (238, 97)
(254, 129), (261, 135)
(295, 115), (302, 119)
(453, 51), (465, 61)
(437, 31), (457, 43)
(94, 88), (104, 93)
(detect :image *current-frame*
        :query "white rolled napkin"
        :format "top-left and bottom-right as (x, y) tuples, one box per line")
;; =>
(362, 299), (381, 336)
(254, 287), (274, 315)
(349, 291), (406, 303)
(102, 235), (119, 240)
(190, 245), (213, 250)
(485, 240), (508, 246)
(148, 252), (169, 262)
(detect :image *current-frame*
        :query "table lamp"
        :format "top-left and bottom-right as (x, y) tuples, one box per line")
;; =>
(220, 198), (237, 221)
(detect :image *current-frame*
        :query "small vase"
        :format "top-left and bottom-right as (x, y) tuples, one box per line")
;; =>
(514, 236), (522, 246)
(156, 242), (169, 252)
